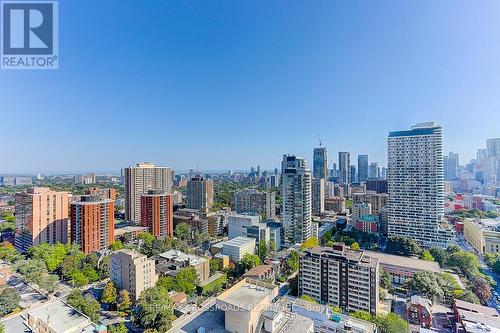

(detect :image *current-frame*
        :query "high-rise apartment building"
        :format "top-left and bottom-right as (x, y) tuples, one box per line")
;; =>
(358, 154), (369, 182)
(124, 162), (173, 223)
(352, 203), (372, 220)
(338, 152), (350, 184)
(365, 179), (388, 194)
(387, 122), (452, 247)
(281, 155), (312, 246)
(140, 190), (174, 237)
(110, 249), (158, 301)
(352, 191), (388, 215)
(368, 162), (379, 179)
(299, 243), (379, 315)
(70, 195), (115, 254)
(313, 147), (328, 181)
(14, 187), (69, 252)
(233, 189), (276, 219)
(349, 165), (357, 183)
(486, 138), (500, 185)
(186, 175), (214, 212)
(444, 152), (459, 180)
(312, 178), (325, 216)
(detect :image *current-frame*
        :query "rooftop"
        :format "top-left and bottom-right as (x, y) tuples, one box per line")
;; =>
(158, 250), (207, 266)
(363, 250), (441, 273)
(26, 299), (95, 333)
(223, 236), (255, 247)
(217, 279), (276, 310)
(466, 217), (500, 232)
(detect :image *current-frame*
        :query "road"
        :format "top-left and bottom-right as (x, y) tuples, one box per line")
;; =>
(456, 235), (500, 308)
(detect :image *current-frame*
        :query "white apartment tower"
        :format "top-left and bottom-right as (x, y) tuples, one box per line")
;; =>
(124, 162), (173, 223)
(281, 155), (312, 246)
(387, 122), (452, 247)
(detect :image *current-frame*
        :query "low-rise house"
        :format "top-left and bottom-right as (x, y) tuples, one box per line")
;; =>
(156, 249), (210, 282)
(243, 265), (274, 280)
(113, 225), (148, 241)
(406, 295), (432, 328)
(452, 299), (500, 333)
(363, 250), (441, 284)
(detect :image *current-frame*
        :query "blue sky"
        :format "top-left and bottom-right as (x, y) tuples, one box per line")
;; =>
(1, 0), (499, 173)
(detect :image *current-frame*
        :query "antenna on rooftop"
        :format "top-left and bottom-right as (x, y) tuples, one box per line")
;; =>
(318, 132), (322, 147)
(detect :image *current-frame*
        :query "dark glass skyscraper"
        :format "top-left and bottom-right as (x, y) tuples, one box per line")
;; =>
(313, 147), (328, 180)
(358, 154), (368, 182)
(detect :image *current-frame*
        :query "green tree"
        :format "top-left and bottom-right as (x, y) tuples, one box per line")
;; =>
(380, 269), (391, 289)
(301, 237), (319, 250)
(210, 259), (220, 274)
(286, 250), (299, 275)
(175, 223), (191, 241)
(241, 253), (261, 270)
(446, 251), (480, 276)
(351, 242), (360, 250)
(429, 248), (448, 266)
(108, 322), (127, 333)
(269, 240), (277, 252)
(350, 311), (372, 321)
(419, 250), (435, 261)
(258, 240), (268, 261)
(28, 242), (69, 272)
(111, 240), (124, 251)
(118, 290), (132, 312)
(386, 237), (422, 256)
(67, 290), (100, 323)
(83, 267), (99, 283)
(0, 242), (22, 263)
(0, 288), (20, 317)
(375, 313), (410, 333)
(403, 272), (444, 301)
(102, 282), (118, 305)
(134, 286), (175, 331)
(70, 269), (89, 287)
(172, 267), (199, 295)
(299, 295), (318, 303)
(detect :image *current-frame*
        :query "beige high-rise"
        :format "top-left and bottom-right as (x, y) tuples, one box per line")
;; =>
(15, 187), (69, 252)
(186, 175), (214, 212)
(124, 162), (173, 223)
(110, 249), (158, 301)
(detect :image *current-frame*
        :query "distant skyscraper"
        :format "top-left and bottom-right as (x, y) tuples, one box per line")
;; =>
(387, 122), (451, 247)
(311, 178), (325, 216)
(486, 138), (500, 185)
(349, 165), (357, 183)
(71, 195), (115, 254)
(381, 167), (387, 179)
(15, 187), (69, 252)
(233, 189), (276, 219)
(187, 175), (214, 212)
(444, 152), (459, 180)
(124, 162), (173, 223)
(313, 147), (328, 181)
(338, 152), (350, 184)
(358, 154), (369, 182)
(140, 190), (174, 237)
(368, 162), (380, 179)
(281, 155), (312, 245)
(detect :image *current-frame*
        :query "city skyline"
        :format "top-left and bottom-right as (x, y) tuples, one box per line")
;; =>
(1, 1), (499, 173)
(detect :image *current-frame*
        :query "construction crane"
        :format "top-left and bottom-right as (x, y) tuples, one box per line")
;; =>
(317, 132), (322, 147)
